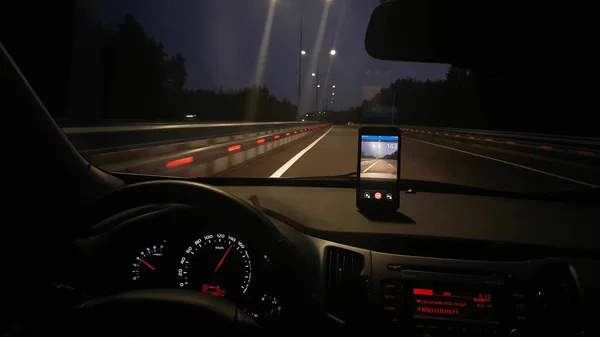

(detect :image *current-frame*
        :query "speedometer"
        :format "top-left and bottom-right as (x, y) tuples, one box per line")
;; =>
(177, 233), (252, 299)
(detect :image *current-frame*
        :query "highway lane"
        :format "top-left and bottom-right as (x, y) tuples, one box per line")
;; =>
(224, 126), (600, 193)
(360, 159), (398, 179)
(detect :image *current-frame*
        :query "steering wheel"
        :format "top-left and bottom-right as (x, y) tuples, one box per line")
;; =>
(67, 180), (295, 336)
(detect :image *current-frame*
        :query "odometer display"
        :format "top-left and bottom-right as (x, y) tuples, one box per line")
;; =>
(177, 233), (252, 299)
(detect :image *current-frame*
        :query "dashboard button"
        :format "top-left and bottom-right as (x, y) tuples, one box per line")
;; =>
(382, 280), (403, 293)
(383, 305), (397, 312)
(383, 294), (397, 301)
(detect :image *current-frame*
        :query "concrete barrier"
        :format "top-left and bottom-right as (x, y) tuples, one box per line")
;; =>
(87, 124), (331, 176)
(63, 121), (322, 152)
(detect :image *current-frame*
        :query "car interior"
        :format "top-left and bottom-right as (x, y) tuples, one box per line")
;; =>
(2, 1), (599, 337)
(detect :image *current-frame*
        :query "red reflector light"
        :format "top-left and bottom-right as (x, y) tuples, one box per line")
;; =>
(285, 132), (290, 136)
(485, 138), (493, 141)
(506, 141), (516, 145)
(166, 156), (193, 168)
(294, 131), (298, 134)
(540, 145), (552, 150)
(257, 138), (266, 144)
(274, 135), (280, 139)
(228, 144), (242, 152)
(468, 136), (475, 139)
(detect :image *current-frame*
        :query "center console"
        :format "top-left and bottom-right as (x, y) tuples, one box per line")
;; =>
(381, 270), (521, 336)
(371, 252), (581, 336)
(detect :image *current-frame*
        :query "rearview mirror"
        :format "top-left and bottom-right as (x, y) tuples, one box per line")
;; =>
(365, 0), (548, 73)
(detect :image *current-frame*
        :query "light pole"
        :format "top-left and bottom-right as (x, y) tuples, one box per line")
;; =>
(301, 48), (336, 113)
(391, 83), (396, 125)
(314, 72), (335, 112)
(282, 0), (335, 112)
(298, 15), (303, 108)
(315, 64), (319, 113)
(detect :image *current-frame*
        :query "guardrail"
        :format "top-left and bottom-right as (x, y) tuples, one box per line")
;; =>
(75, 123), (331, 177)
(350, 123), (599, 164)
(62, 121), (321, 152)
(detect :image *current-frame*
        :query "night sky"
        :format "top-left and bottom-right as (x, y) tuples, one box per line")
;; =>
(362, 141), (397, 158)
(87, 0), (449, 112)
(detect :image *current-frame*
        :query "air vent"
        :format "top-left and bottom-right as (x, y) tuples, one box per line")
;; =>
(324, 246), (367, 323)
(533, 264), (583, 335)
(544, 266), (579, 320)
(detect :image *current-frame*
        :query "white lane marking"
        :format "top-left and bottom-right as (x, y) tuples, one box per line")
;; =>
(387, 162), (396, 168)
(363, 159), (380, 173)
(270, 126), (334, 178)
(406, 136), (599, 188)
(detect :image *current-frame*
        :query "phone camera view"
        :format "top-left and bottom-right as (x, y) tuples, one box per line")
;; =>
(360, 135), (399, 180)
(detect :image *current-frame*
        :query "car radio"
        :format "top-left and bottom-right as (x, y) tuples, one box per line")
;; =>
(381, 269), (529, 336)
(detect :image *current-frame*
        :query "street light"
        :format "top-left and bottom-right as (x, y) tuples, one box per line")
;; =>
(317, 84), (321, 88)
(331, 92), (335, 95)
(294, 1), (336, 111)
(302, 49), (337, 57)
(332, 85), (336, 88)
(300, 49), (337, 113)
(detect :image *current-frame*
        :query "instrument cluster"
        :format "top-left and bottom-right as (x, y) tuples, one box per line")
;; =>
(127, 231), (283, 321)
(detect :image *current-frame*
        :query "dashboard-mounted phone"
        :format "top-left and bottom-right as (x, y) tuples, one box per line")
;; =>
(356, 126), (401, 213)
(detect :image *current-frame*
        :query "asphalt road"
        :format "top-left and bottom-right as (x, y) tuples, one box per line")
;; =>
(224, 126), (600, 194)
(360, 159), (398, 180)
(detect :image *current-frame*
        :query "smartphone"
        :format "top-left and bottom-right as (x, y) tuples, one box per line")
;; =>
(356, 126), (401, 212)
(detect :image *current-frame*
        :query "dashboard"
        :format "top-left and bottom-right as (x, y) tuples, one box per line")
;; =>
(73, 205), (289, 324)
(70, 184), (600, 336)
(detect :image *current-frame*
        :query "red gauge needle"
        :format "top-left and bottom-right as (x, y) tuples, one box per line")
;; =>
(214, 245), (233, 272)
(140, 259), (156, 271)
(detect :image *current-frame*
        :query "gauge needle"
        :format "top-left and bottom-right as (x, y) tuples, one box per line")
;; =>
(214, 245), (233, 272)
(140, 259), (156, 271)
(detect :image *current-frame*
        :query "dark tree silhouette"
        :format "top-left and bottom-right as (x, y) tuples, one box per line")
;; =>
(62, 12), (297, 122)
(330, 65), (595, 137)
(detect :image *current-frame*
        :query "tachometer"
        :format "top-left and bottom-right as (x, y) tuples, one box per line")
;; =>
(177, 233), (252, 299)
(132, 240), (167, 288)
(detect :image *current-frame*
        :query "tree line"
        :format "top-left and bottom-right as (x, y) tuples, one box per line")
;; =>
(64, 12), (297, 122)
(328, 66), (591, 136)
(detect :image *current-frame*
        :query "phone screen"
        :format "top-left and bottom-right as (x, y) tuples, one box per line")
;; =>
(357, 133), (400, 208)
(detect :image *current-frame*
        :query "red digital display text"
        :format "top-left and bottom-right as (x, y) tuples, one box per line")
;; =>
(202, 284), (226, 297)
(412, 288), (494, 320)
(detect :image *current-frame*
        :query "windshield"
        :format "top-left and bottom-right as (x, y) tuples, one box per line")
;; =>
(15, 0), (600, 193)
